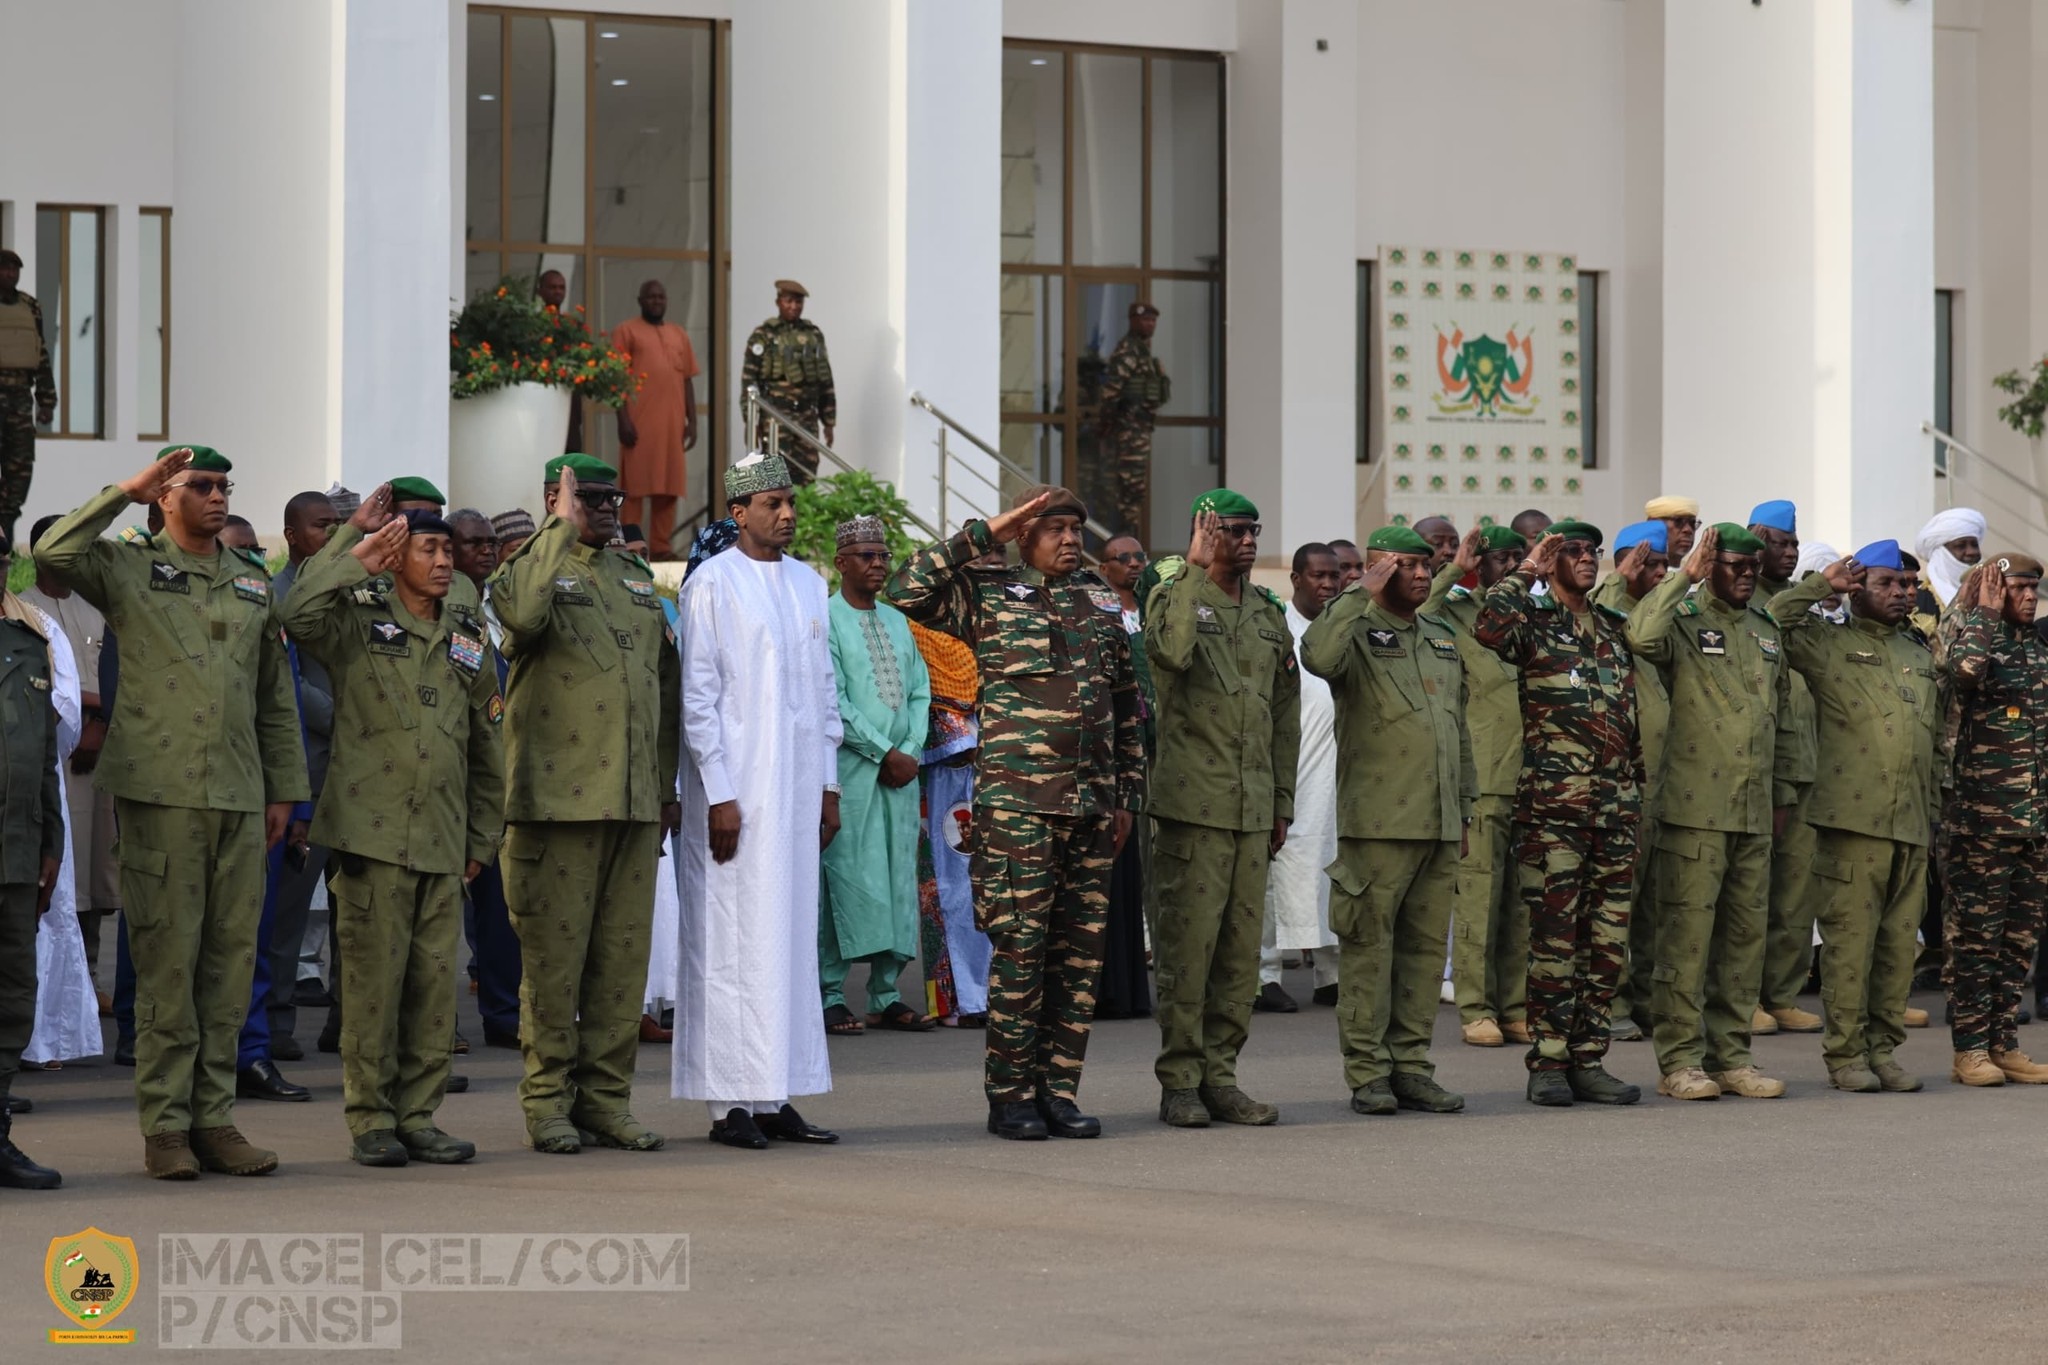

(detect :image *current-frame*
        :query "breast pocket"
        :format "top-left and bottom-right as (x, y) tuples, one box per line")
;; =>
(992, 624), (1057, 678)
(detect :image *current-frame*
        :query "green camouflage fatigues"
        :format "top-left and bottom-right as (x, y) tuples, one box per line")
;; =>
(1771, 575), (1939, 1071)
(885, 520), (1145, 1103)
(487, 515), (680, 1139)
(741, 316), (836, 481)
(1144, 564), (1300, 1092)
(0, 602), (62, 1133)
(1932, 602), (2048, 1056)
(1426, 564), (1528, 1031)
(1474, 573), (1643, 1072)
(1591, 574), (1670, 1033)
(1302, 587), (1474, 1091)
(1759, 574), (1821, 1011)
(1097, 331), (1170, 538)
(35, 486), (309, 1136)
(1627, 573), (1793, 1078)
(0, 290), (56, 532)
(278, 540), (505, 1140)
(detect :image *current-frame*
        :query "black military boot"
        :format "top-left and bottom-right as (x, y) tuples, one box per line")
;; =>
(987, 1100), (1048, 1140)
(1033, 1094), (1101, 1138)
(1566, 1065), (1642, 1105)
(1526, 1070), (1574, 1107)
(0, 1117), (61, 1190)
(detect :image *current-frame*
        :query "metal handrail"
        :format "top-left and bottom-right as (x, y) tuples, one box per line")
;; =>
(1925, 421), (2048, 542)
(908, 390), (1118, 546)
(744, 385), (942, 542)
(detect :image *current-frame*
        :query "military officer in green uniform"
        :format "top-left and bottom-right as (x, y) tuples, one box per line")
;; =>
(1096, 301), (1170, 539)
(1302, 525), (1475, 1116)
(1626, 523), (1794, 1101)
(1771, 540), (1941, 1092)
(281, 510), (506, 1165)
(741, 280), (836, 480)
(36, 446), (308, 1179)
(327, 477), (483, 614)
(488, 453), (681, 1154)
(1426, 524), (1528, 1048)
(0, 535), (64, 1189)
(1144, 490), (1300, 1128)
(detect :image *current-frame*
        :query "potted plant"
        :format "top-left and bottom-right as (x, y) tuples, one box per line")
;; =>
(447, 275), (638, 511)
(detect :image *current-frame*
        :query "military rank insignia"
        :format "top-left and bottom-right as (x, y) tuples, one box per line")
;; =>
(487, 694), (505, 724)
(148, 562), (190, 594)
(368, 621), (410, 656)
(1696, 629), (1727, 656)
(351, 585), (384, 606)
(1004, 583), (1034, 601)
(1088, 589), (1121, 614)
(1367, 628), (1403, 656)
(1428, 638), (1459, 659)
(232, 575), (268, 603)
(417, 685), (439, 708)
(1756, 636), (1780, 659)
(623, 578), (655, 596)
(447, 632), (484, 675)
(553, 576), (593, 605)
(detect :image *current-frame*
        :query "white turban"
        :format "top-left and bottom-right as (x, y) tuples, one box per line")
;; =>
(1914, 507), (1986, 607)
(1795, 541), (1839, 578)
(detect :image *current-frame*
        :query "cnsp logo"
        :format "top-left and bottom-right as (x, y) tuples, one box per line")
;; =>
(45, 1227), (139, 1343)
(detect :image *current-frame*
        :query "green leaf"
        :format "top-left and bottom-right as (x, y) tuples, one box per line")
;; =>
(788, 470), (922, 589)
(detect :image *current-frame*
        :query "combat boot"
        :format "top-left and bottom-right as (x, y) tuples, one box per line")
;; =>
(1349, 1080), (1396, 1116)
(575, 1114), (665, 1151)
(399, 1127), (477, 1164)
(1952, 1050), (2006, 1086)
(1158, 1088), (1211, 1128)
(1525, 1071), (1573, 1107)
(1389, 1072), (1464, 1113)
(144, 1131), (201, 1180)
(1989, 1048), (2048, 1084)
(1609, 1017), (1644, 1043)
(0, 1134), (61, 1189)
(526, 1116), (582, 1153)
(1827, 1062), (1881, 1093)
(190, 1125), (279, 1176)
(1198, 1085), (1279, 1126)
(1767, 1005), (1823, 1033)
(351, 1130), (409, 1167)
(1461, 1018), (1504, 1047)
(1500, 1020), (1532, 1045)
(1709, 1066), (1786, 1098)
(1566, 1065), (1641, 1105)
(1871, 1060), (1922, 1093)
(1750, 1007), (1780, 1036)
(987, 1101), (1047, 1140)
(1656, 1067), (1721, 1101)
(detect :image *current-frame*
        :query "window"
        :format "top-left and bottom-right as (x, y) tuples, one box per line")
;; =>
(34, 205), (106, 438)
(466, 8), (725, 525)
(1934, 288), (1955, 475)
(1000, 42), (1225, 547)
(139, 209), (171, 441)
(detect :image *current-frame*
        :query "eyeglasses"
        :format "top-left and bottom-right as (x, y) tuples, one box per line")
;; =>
(173, 477), (233, 496)
(575, 489), (627, 511)
(1714, 556), (1760, 575)
(1557, 542), (1600, 560)
(841, 550), (889, 564)
(1217, 522), (1262, 540)
(1111, 551), (1149, 564)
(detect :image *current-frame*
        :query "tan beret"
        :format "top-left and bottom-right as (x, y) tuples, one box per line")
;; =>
(1993, 551), (2044, 580)
(1645, 495), (1700, 519)
(774, 278), (808, 298)
(1129, 300), (1158, 318)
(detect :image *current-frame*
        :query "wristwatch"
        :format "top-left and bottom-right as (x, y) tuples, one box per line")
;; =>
(823, 782), (842, 795)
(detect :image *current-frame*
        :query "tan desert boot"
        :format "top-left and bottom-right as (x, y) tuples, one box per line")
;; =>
(144, 1131), (201, 1181)
(1952, 1050), (2006, 1086)
(1710, 1066), (1786, 1098)
(1501, 1019), (1532, 1045)
(1656, 1067), (1721, 1101)
(1750, 1008), (1780, 1036)
(1989, 1048), (2048, 1084)
(1903, 1006), (1931, 1028)
(1767, 1005), (1822, 1033)
(1461, 1018), (1504, 1047)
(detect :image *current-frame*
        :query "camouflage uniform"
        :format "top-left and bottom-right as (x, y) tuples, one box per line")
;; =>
(1591, 574), (1669, 1033)
(1771, 575), (1940, 1073)
(885, 520), (1145, 1103)
(1301, 587), (1474, 1094)
(1426, 564), (1528, 1032)
(1474, 572), (1643, 1071)
(1143, 563), (1300, 1094)
(1097, 331), (1170, 538)
(1627, 572), (1794, 1080)
(0, 289), (56, 533)
(1932, 600), (2048, 1057)
(741, 316), (836, 481)
(1758, 574), (1821, 1012)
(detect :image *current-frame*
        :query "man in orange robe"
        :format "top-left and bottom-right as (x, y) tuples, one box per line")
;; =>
(609, 280), (699, 559)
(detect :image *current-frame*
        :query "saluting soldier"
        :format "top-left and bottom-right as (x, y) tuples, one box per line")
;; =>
(326, 476), (484, 614)
(742, 280), (836, 479)
(1096, 301), (1170, 539)
(1144, 490), (1300, 1129)
(1302, 525), (1475, 1117)
(1627, 523), (1794, 1102)
(887, 486), (1145, 1142)
(1771, 542), (1942, 1091)
(281, 509), (505, 1165)
(35, 446), (308, 1179)
(487, 453), (681, 1154)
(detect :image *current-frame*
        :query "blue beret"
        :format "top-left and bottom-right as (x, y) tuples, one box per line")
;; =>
(1612, 520), (1668, 554)
(1749, 500), (1797, 534)
(1853, 539), (1903, 571)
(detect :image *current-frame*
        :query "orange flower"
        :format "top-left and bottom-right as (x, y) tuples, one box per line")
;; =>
(496, 287), (507, 297)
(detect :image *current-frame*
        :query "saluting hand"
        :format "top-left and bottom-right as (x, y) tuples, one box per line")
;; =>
(1522, 533), (1563, 581)
(1821, 554), (1866, 596)
(351, 482), (396, 534)
(1453, 525), (1486, 576)
(552, 464), (591, 539)
(1681, 524), (1720, 585)
(1977, 560), (2006, 610)
(1617, 540), (1652, 581)
(985, 492), (1052, 546)
(351, 518), (408, 576)
(1187, 509), (1223, 570)
(120, 447), (190, 504)
(1359, 554), (1399, 597)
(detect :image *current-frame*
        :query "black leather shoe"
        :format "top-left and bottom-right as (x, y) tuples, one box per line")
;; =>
(270, 1035), (304, 1062)
(987, 1100), (1048, 1140)
(708, 1109), (769, 1150)
(1311, 984), (1339, 1007)
(0, 1137), (61, 1189)
(445, 1074), (469, 1094)
(1033, 1095), (1101, 1138)
(236, 1060), (311, 1102)
(4, 1095), (32, 1115)
(756, 1104), (839, 1144)
(114, 1035), (135, 1066)
(481, 1025), (520, 1049)
(1253, 982), (1300, 1014)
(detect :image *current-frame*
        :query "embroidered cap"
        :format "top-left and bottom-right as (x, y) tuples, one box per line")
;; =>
(836, 515), (887, 549)
(726, 451), (793, 501)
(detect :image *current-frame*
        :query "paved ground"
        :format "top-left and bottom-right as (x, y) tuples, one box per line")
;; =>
(6, 976), (2045, 1362)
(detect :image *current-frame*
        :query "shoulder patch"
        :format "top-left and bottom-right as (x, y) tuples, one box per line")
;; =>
(233, 546), (271, 573)
(1255, 584), (1284, 610)
(1593, 602), (1630, 623)
(1151, 555), (1189, 585)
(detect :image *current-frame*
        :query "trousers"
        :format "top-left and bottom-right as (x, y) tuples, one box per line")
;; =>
(1812, 828), (1925, 1069)
(1518, 821), (1636, 1072)
(1938, 830), (2043, 1055)
(334, 856), (462, 1138)
(1452, 795), (1527, 1027)
(1327, 837), (1457, 1091)
(1650, 825), (1770, 1076)
(1762, 786), (1817, 1009)
(1150, 819), (1270, 1092)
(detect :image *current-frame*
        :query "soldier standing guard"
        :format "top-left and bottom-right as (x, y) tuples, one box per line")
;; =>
(281, 510), (506, 1165)
(887, 486), (1146, 1142)
(1302, 526), (1475, 1117)
(36, 446), (308, 1179)
(487, 453), (680, 1154)
(1097, 301), (1170, 540)
(1144, 490), (1301, 1129)
(1474, 522), (1646, 1106)
(741, 280), (836, 481)
(0, 249), (56, 539)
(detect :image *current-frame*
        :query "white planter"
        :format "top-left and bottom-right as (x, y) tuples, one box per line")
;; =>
(448, 382), (573, 515)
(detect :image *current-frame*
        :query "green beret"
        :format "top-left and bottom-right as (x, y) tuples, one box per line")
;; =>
(160, 444), (231, 473)
(1192, 488), (1259, 521)
(1365, 525), (1431, 556)
(387, 475), (446, 505)
(1712, 522), (1764, 556)
(1548, 519), (1603, 548)
(1479, 526), (1527, 553)
(544, 452), (620, 484)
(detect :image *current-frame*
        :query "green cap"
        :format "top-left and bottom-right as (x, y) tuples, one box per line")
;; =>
(387, 475), (446, 505)
(160, 444), (231, 473)
(1548, 519), (1603, 548)
(1479, 526), (1527, 553)
(1191, 488), (1259, 520)
(544, 452), (620, 485)
(1712, 522), (1764, 556)
(1365, 525), (1432, 556)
